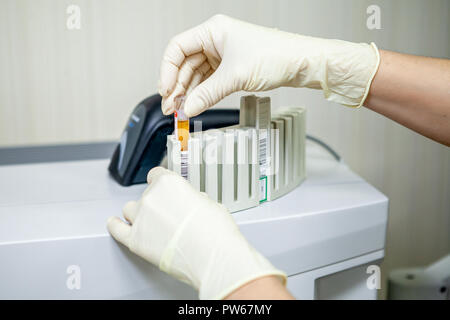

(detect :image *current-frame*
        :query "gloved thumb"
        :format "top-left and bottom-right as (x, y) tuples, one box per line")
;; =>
(184, 66), (236, 117)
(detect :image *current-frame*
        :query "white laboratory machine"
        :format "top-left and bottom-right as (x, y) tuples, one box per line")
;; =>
(0, 140), (388, 299)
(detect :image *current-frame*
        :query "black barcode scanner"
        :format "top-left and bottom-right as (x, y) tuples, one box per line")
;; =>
(108, 94), (239, 186)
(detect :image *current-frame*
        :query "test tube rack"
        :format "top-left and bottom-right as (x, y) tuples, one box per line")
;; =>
(167, 95), (306, 213)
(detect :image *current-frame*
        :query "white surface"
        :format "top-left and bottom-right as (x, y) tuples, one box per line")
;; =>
(0, 143), (388, 298)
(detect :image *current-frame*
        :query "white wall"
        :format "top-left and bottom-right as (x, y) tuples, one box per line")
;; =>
(0, 0), (449, 298)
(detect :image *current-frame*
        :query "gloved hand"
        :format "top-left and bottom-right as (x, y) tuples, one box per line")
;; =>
(107, 167), (286, 299)
(159, 14), (380, 117)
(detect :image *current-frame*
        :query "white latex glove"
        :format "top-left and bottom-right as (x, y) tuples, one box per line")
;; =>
(159, 14), (380, 117)
(107, 167), (286, 299)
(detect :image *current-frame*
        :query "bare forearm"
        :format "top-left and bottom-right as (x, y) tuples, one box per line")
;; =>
(224, 276), (295, 300)
(364, 50), (450, 146)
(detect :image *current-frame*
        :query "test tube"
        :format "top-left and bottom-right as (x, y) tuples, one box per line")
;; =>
(174, 96), (189, 179)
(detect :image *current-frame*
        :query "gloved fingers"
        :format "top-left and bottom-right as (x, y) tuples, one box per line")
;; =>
(185, 61), (212, 96)
(161, 56), (210, 115)
(159, 25), (206, 97)
(184, 65), (236, 117)
(201, 68), (215, 84)
(198, 60), (212, 75)
(176, 53), (207, 92)
(122, 200), (138, 223)
(147, 166), (171, 185)
(161, 82), (185, 115)
(107, 216), (131, 247)
(185, 74), (201, 96)
(159, 59), (178, 97)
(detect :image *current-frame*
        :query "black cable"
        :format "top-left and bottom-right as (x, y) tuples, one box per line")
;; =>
(306, 135), (341, 161)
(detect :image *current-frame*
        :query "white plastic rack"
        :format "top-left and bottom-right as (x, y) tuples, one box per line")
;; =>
(167, 95), (306, 213)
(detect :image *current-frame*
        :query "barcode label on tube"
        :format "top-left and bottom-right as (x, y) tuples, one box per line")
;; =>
(259, 129), (268, 177)
(180, 151), (188, 179)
